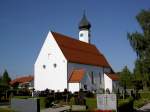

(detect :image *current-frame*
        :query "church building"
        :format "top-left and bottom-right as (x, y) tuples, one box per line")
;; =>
(34, 14), (119, 93)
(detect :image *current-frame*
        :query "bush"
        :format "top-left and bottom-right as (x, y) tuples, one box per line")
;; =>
(118, 97), (134, 112)
(140, 92), (150, 100)
(85, 91), (94, 98)
(133, 91), (150, 108)
(45, 96), (55, 108)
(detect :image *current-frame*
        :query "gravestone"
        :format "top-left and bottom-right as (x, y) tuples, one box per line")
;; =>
(11, 98), (40, 112)
(97, 94), (117, 111)
(74, 89), (86, 105)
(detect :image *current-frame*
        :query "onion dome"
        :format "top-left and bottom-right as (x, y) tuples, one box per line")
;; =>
(79, 13), (91, 30)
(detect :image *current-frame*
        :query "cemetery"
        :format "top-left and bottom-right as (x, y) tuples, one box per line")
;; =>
(1, 85), (150, 112)
(0, 70), (150, 111)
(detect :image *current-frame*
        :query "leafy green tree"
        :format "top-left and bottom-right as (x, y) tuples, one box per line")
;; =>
(0, 75), (2, 84)
(119, 66), (133, 89)
(2, 70), (11, 85)
(127, 9), (150, 89)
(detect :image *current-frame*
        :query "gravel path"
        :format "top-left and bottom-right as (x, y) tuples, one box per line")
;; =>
(41, 105), (70, 112)
(136, 103), (150, 112)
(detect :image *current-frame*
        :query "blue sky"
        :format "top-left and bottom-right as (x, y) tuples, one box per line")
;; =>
(0, 0), (149, 78)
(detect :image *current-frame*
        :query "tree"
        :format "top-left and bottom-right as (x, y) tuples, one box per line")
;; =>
(119, 66), (133, 89)
(127, 9), (150, 89)
(0, 75), (2, 84)
(2, 70), (11, 85)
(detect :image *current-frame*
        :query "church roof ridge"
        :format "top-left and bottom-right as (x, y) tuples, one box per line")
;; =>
(51, 31), (110, 67)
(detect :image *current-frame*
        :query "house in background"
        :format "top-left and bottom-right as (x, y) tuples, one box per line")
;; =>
(10, 76), (34, 90)
(34, 14), (119, 92)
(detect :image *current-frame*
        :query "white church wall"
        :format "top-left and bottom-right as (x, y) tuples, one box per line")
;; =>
(104, 73), (112, 93)
(34, 31), (67, 91)
(68, 62), (104, 92)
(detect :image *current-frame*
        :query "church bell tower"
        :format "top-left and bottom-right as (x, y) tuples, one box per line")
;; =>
(78, 13), (91, 43)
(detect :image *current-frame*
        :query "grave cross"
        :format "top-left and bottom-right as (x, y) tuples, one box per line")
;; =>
(104, 94), (108, 105)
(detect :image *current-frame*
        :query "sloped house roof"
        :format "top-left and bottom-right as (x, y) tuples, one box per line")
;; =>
(69, 69), (85, 83)
(106, 73), (119, 81)
(10, 76), (34, 85)
(52, 32), (110, 67)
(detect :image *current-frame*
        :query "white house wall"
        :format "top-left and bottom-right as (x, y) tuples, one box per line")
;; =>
(104, 73), (112, 92)
(69, 83), (80, 93)
(68, 62), (104, 92)
(34, 31), (67, 91)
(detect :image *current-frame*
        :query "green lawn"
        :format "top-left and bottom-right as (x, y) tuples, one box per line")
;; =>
(0, 108), (15, 112)
(86, 98), (97, 109)
(39, 97), (46, 109)
(133, 91), (150, 108)
(118, 98), (132, 107)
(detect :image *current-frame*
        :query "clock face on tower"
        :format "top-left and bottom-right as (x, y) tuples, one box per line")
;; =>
(80, 33), (83, 37)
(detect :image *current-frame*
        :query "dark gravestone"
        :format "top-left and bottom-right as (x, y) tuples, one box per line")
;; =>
(74, 89), (86, 105)
(74, 92), (79, 105)
(78, 90), (86, 105)
(11, 98), (40, 112)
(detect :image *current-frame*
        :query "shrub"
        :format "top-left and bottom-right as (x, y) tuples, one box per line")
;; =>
(140, 92), (150, 100)
(118, 97), (134, 112)
(85, 91), (94, 98)
(45, 96), (55, 108)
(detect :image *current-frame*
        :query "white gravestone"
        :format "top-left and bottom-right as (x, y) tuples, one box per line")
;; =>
(97, 94), (117, 111)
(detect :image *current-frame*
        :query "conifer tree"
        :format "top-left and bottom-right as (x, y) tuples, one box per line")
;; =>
(2, 70), (11, 85)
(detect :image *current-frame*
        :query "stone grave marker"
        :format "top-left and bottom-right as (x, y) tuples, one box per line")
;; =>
(97, 94), (117, 111)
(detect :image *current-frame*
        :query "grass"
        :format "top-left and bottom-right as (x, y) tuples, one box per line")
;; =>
(39, 97), (46, 109)
(134, 98), (148, 108)
(0, 108), (15, 112)
(86, 98), (97, 110)
(133, 91), (150, 108)
(118, 98), (132, 107)
(69, 97), (97, 110)
(140, 91), (150, 100)
(13, 96), (31, 99)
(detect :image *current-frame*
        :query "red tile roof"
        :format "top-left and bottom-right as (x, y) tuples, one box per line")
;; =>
(69, 69), (85, 83)
(10, 76), (34, 85)
(52, 32), (110, 67)
(106, 73), (119, 81)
